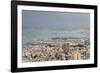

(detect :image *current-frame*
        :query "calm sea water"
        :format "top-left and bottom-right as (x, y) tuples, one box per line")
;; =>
(22, 28), (90, 48)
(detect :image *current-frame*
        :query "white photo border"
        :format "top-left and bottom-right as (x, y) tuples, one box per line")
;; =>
(17, 5), (94, 68)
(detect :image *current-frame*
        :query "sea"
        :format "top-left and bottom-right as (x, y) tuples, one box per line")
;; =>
(22, 27), (90, 48)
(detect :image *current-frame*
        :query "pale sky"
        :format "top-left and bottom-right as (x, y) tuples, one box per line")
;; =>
(22, 10), (90, 30)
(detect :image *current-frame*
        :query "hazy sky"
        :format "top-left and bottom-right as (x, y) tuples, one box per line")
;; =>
(22, 10), (90, 30)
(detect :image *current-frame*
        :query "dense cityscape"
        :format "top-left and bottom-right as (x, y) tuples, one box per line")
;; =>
(22, 37), (90, 62)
